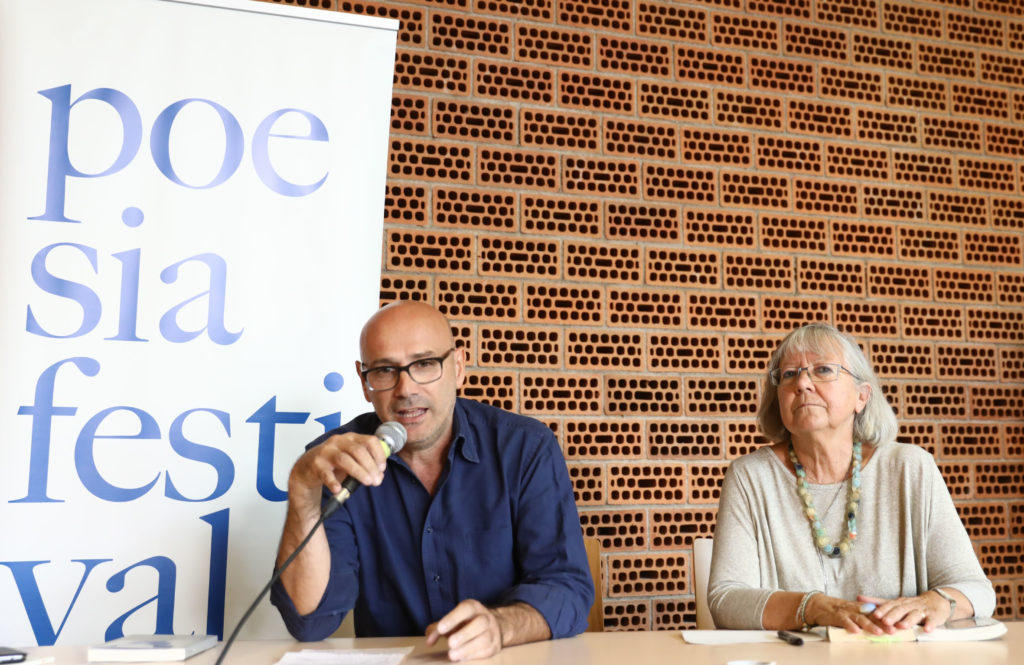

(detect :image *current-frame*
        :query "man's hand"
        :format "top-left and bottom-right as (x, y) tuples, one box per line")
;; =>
(425, 599), (504, 662)
(287, 432), (389, 515)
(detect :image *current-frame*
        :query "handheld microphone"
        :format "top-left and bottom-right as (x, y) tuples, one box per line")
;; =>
(322, 421), (406, 517)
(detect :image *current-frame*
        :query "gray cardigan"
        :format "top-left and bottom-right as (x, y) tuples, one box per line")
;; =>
(709, 442), (995, 629)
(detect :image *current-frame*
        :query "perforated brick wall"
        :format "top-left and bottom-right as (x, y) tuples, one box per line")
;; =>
(259, 0), (1024, 626)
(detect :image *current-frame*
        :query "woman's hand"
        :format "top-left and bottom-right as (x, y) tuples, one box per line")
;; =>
(804, 593), (893, 635)
(857, 592), (953, 633)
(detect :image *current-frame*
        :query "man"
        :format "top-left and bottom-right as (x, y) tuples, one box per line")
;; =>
(270, 301), (593, 661)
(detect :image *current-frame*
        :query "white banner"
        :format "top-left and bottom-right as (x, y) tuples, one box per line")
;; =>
(0, 0), (397, 646)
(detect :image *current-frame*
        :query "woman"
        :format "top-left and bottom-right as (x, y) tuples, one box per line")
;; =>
(708, 323), (994, 634)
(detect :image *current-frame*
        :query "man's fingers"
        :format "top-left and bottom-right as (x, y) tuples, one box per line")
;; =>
(446, 613), (500, 662)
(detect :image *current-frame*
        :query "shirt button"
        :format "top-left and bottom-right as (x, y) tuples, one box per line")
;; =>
(425, 526), (434, 534)
(433, 575), (441, 583)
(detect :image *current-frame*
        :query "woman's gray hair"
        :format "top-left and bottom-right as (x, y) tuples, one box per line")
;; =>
(756, 323), (898, 445)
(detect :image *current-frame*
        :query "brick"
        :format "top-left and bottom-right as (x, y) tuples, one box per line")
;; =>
(711, 12), (780, 50)
(685, 378), (758, 416)
(606, 375), (682, 415)
(475, 59), (553, 103)
(521, 108), (599, 151)
(720, 171), (790, 209)
(430, 11), (511, 56)
(607, 201), (681, 242)
(515, 23), (592, 67)
(599, 35), (673, 78)
(387, 229), (473, 273)
(610, 288), (685, 328)
(521, 372), (602, 414)
(675, 45), (744, 86)
(579, 508), (647, 551)
(434, 187), (517, 231)
(718, 90), (784, 130)
(649, 421), (723, 458)
(525, 284), (604, 325)
(639, 81), (710, 121)
(395, 49), (471, 94)
(648, 333), (723, 372)
(477, 325), (561, 368)
(479, 235), (559, 277)
(762, 295), (831, 333)
(522, 194), (602, 237)
(820, 0), (879, 28)
(902, 304), (965, 340)
(567, 330), (645, 371)
(607, 553), (688, 596)
(560, 70), (635, 114)
(565, 241), (641, 283)
(560, 0), (632, 31)
(652, 508), (718, 549)
(607, 464), (687, 505)
(724, 253), (794, 292)
(436, 278), (520, 321)
(565, 420), (644, 459)
(687, 293), (759, 330)
(937, 343), (999, 381)
(686, 210), (756, 248)
(684, 128), (753, 166)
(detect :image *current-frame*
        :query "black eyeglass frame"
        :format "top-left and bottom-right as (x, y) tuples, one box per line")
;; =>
(360, 348), (456, 392)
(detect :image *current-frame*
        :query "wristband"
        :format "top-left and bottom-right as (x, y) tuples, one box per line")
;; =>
(797, 590), (822, 630)
(931, 587), (956, 619)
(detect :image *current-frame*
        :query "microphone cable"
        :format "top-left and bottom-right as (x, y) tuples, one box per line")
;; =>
(214, 422), (406, 665)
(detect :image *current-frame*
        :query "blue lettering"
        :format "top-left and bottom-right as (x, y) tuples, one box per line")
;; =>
(159, 253), (243, 345)
(252, 109), (329, 196)
(106, 248), (147, 341)
(29, 85), (142, 224)
(14, 357), (100, 503)
(151, 99), (244, 189)
(104, 557), (176, 640)
(0, 559), (110, 645)
(246, 397), (309, 501)
(164, 409), (234, 502)
(313, 371), (345, 432)
(26, 243), (102, 339)
(75, 407), (161, 502)
(201, 509), (229, 640)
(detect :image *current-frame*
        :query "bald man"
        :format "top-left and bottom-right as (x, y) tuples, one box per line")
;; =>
(271, 302), (593, 661)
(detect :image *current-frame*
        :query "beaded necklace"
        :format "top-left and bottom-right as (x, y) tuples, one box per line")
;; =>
(788, 441), (862, 558)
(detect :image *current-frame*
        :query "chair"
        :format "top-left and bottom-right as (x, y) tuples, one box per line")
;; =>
(693, 537), (715, 629)
(584, 537), (604, 632)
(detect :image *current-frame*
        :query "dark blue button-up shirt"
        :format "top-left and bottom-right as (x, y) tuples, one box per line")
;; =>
(271, 398), (593, 640)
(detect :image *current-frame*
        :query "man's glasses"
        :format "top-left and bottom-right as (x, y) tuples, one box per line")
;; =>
(360, 348), (455, 392)
(769, 362), (857, 387)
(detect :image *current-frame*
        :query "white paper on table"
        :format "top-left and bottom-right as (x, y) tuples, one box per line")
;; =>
(681, 630), (826, 645)
(274, 647), (413, 665)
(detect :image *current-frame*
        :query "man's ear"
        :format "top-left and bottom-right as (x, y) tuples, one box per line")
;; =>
(355, 359), (372, 402)
(453, 346), (467, 390)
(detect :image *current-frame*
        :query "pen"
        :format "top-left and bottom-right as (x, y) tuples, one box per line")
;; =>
(777, 630), (804, 646)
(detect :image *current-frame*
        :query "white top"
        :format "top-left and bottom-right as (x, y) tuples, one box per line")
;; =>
(708, 442), (996, 629)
